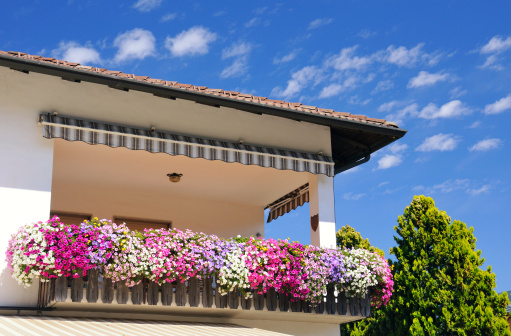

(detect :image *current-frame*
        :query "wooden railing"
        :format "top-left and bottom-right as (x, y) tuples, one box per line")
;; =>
(38, 269), (371, 318)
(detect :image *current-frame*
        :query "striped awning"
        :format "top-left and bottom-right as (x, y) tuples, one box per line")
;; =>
(266, 183), (309, 223)
(0, 315), (291, 336)
(39, 114), (334, 176)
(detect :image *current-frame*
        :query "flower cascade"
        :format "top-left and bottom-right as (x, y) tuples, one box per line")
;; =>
(6, 217), (393, 305)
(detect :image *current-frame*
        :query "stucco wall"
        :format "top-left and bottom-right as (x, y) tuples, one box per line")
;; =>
(0, 106), (54, 306)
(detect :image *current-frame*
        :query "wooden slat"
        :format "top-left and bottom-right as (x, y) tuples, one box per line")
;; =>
(147, 281), (159, 305)
(290, 299), (301, 312)
(86, 269), (99, 303)
(253, 292), (264, 311)
(113, 216), (171, 232)
(131, 282), (143, 305)
(360, 293), (371, 317)
(314, 298), (325, 314)
(175, 281), (187, 306)
(116, 282), (129, 304)
(241, 292), (252, 310)
(337, 292), (347, 315)
(102, 277), (114, 303)
(326, 287), (336, 315)
(228, 289), (239, 309)
(202, 277), (214, 308)
(188, 277), (200, 307)
(54, 276), (68, 302)
(266, 288), (277, 311)
(214, 279), (227, 309)
(37, 280), (51, 308)
(49, 212), (91, 225)
(71, 271), (84, 302)
(161, 282), (173, 306)
(278, 292), (289, 312)
(349, 296), (359, 316)
(303, 300), (313, 314)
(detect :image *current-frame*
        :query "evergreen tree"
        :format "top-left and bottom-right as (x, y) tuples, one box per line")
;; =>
(363, 195), (510, 335)
(336, 225), (385, 258)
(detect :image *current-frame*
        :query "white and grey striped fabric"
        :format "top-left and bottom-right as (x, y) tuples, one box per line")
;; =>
(40, 114), (334, 176)
(267, 183), (309, 223)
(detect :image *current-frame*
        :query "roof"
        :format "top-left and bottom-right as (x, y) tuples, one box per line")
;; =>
(0, 50), (397, 129)
(0, 315), (291, 336)
(0, 50), (407, 174)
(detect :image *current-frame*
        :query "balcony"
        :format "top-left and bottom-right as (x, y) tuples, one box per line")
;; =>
(38, 270), (371, 324)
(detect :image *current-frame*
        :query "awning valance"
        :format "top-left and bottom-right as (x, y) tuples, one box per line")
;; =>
(0, 315), (290, 336)
(266, 183), (309, 223)
(39, 114), (334, 176)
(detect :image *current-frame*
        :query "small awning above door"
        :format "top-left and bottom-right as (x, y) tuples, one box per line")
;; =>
(266, 183), (309, 223)
(39, 114), (334, 176)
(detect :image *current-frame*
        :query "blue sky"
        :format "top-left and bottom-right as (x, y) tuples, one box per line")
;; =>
(2, 1), (510, 291)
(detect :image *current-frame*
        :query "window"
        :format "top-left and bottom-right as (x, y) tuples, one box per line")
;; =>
(113, 216), (171, 232)
(50, 211), (91, 225)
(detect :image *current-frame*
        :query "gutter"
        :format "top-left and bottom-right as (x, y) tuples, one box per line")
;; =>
(0, 54), (407, 138)
(334, 154), (371, 174)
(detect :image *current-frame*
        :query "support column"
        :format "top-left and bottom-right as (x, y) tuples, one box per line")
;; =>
(309, 174), (336, 248)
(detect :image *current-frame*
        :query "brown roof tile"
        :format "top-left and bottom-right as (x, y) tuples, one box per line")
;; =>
(1, 50), (400, 128)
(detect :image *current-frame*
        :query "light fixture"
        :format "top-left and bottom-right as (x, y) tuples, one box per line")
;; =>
(167, 173), (183, 183)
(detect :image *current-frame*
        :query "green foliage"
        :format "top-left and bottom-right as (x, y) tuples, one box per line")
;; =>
(350, 195), (510, 336)
(336, 225), (385, 257)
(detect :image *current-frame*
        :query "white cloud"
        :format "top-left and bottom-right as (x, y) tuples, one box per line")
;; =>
(273, 51), (298, 64)
(416, 133), (461, 152)
(468, 121), (481, 129)
(133, 0), (162, 12)
(343, 192), (366, 201)
(308, 18), (333, 30)
(318, 83), (343, 99)
(378, 100), (406, 112)
(222, 42), (252, 59)
(377, 154), (403, 170)
(348, 95), (371, 106)
(450, 86), (467, 99)
(389, 143), (408, 154)
(160, 13), (177, 22)
(52, 41), (101, 65)
(483, 94), (511, 114)
(372, 80), (394, 93)
(385, 43), (424, 67)
(113, 28), (155, 63)
(479, 54), (504, 71)
(385, 103), (419, 125)
(271, 66), (322, 100)
(357, 29), (377, 39)
(165, 26), (217, 57)
(467, 185), (491, 196)
(419, 100), (471, 119)
(407, 71), (449, 88)
(480, 36), (511, 54)
(326, 46), (373, 71)
(245, 17), (261, 28)
(469, 138), (502, 152)
(378, 181), (390, 188)
(432, 179), (470, 193)
(220, 42), (252, 78)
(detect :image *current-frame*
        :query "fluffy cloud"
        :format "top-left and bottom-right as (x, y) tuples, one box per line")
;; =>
(483, 94), (511, 114)
(419, 100), (471, 119)
(480, 36), (511, 54)
(271, 66), (322, 100)
(165, 26), (217, 57)
(52, 41), (101, 65)
(407, 71), (449, 88)
(113, 28), (155, 63)
(160, 13), (177, 22)
(326, 46), (373, 71)
(384, 103), (419, 125)
(220, 42), (252, 78)
(308, 18), (333, 30)
(415, 179), (492, 196)
(318, 84), (343, 98)
(133, 0), (162, 12)
(273, 51), (298, 64)
(343, 192), (366, 201)
(469, 138), (502, 152)
(372, 80), (394, 93)
(376, 143), (408, 170)
(385, 43), (424, 67)
(416, 133), (461, 152)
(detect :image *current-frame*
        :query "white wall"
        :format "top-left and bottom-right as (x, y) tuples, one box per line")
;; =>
(0, 106), (54, 307)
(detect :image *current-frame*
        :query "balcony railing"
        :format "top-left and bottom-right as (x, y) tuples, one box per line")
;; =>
(38, 269), (371, 321)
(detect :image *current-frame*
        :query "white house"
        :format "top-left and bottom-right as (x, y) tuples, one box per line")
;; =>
(0, 51), (406, 336)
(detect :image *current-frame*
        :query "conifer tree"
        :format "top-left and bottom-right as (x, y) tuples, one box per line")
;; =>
(361, 195), (510, 335)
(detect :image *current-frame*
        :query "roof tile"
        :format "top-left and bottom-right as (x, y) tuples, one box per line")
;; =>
(1, 50), (400, 129)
